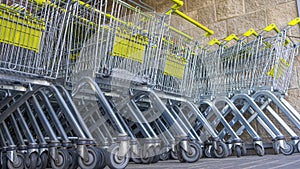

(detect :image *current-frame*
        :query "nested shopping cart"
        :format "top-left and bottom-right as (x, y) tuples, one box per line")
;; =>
(62, 0), (219, 164)
(230, 20), (300, 154)
(0, 0), (106, 169)
(196, 19), (300, 156)
(193, 35), (266, 156)
(132, 13), (233, 159)
(61, 0), (170, 167)
(226, 22), (300, 155)
(63, 0), (182, 166)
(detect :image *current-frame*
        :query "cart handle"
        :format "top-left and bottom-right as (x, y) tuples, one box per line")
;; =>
(288, 17), (300, 26)
(225, 34), (239, 42)
(208, 38), (222, 46)
(27, 0), (48, 5)
(243, 28), (259, 37)
(166, 0), (214, 36)
(263, 23), (280, 33)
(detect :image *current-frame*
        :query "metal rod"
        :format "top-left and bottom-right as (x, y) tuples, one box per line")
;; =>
(166, 0), (214, 36)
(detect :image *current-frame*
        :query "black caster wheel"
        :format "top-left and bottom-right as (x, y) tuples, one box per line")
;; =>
(36, 152), (48, 169)
(170, 150), (178, 160)
(25, 152), (39, 169)
(106, 144), (129, 169)
(68, 149), (78, 169)
(297, 141), (300, 153)
(50, 149), (71, 169)
(97, 147), (106, 169)
(78, 147), (101, 169)
(177, 142), (202, 163)
(130, 152), (142, 164)
(235, 146), (241, 158)
(7, 152), (25, 169)
(140, 147), (154, 164)
(159, 151), (170, 161)
(151, 147), (160, 163)
(255, 145), (264, 156)
(280, 142), (294, 155)
(204, 146), (212, 158)
(211, 141), (229, 158)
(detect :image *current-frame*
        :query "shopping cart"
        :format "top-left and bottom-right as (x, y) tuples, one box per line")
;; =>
(230, 21), (300, 155)
(192, 35), (265, 156)
(61, 0), (171, 166)
(0, 0), (106, 168)
(0, 84), (106, 169)
(134, 14), (232, 159)
(0, 0), (69, 79)
(196, 20), (300, 156)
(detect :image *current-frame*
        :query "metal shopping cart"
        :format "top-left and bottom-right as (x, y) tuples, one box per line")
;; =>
(62, 0), (169, 166)
(137, 15), (231, 159)
(0, 0), (106, 168)
(197, 20), (300, 156)
(230, 20), (300, 155)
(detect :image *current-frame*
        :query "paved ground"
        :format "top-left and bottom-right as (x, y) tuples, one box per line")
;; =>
(124, 153), (300, 169)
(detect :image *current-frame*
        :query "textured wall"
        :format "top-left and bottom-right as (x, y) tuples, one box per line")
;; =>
(140, 0), (300, 141)
(142, 0), (299, 38)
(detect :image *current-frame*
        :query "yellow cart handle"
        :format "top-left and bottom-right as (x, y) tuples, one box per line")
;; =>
(208, 38), (222, 46)
(288, 17), (300, 26)
(225, 34), (239, 42)
(243, 28), (259, 37)
(263, 23), (280, 33)
(166, 0), (214, 36)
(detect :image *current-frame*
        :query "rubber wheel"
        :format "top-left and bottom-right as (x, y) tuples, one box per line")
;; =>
(280, 142), (294, 155)
(68, 149), (78, 169)
(151, 147), (160, 163)
(36, 152), (48, 169)
(7, 152), (24, 169)
(170, 150), (178, 160)
(297, 141), (300, 153)
(50, 149), (71, 169)
(176, 144), (185, 163)
(204, 146), (212, 158)
(130, 152), (142, 164)
(78, 147), (101, 169)
(255, 145), (264, 156)
(241, 144), (247, 156)
(106, 144), (129, 169)
(159, 151), (170, 161)
(96, 148), (106, 169)
(25, 152), (39, 169)
(235, 146), (241, 158)
(210, 141), (229, 158)
(228, 147), (232, 156)
(178, 142), (201, 163)
(151, 155), (160, 163)
(140, 148), (154, 164)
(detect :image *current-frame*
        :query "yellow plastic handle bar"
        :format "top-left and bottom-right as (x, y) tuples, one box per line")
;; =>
(174, 10), (214, 36)
(243, 28), (259, 37)
(166, 0), (214, 36)
(208, 38), (221, 46)
(27, 0), (48, 5)
(288, 17), (300, 26)
(263, 23), (280, 33)
(166, 0), (184, 15)
(225, 34), (239, 41)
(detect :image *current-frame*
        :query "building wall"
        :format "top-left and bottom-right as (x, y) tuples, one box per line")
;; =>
(141, 0), (300, 140)
(143, 0), (299, 38)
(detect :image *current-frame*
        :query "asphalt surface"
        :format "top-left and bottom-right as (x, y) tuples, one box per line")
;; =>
(123, 153), (300, 169)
